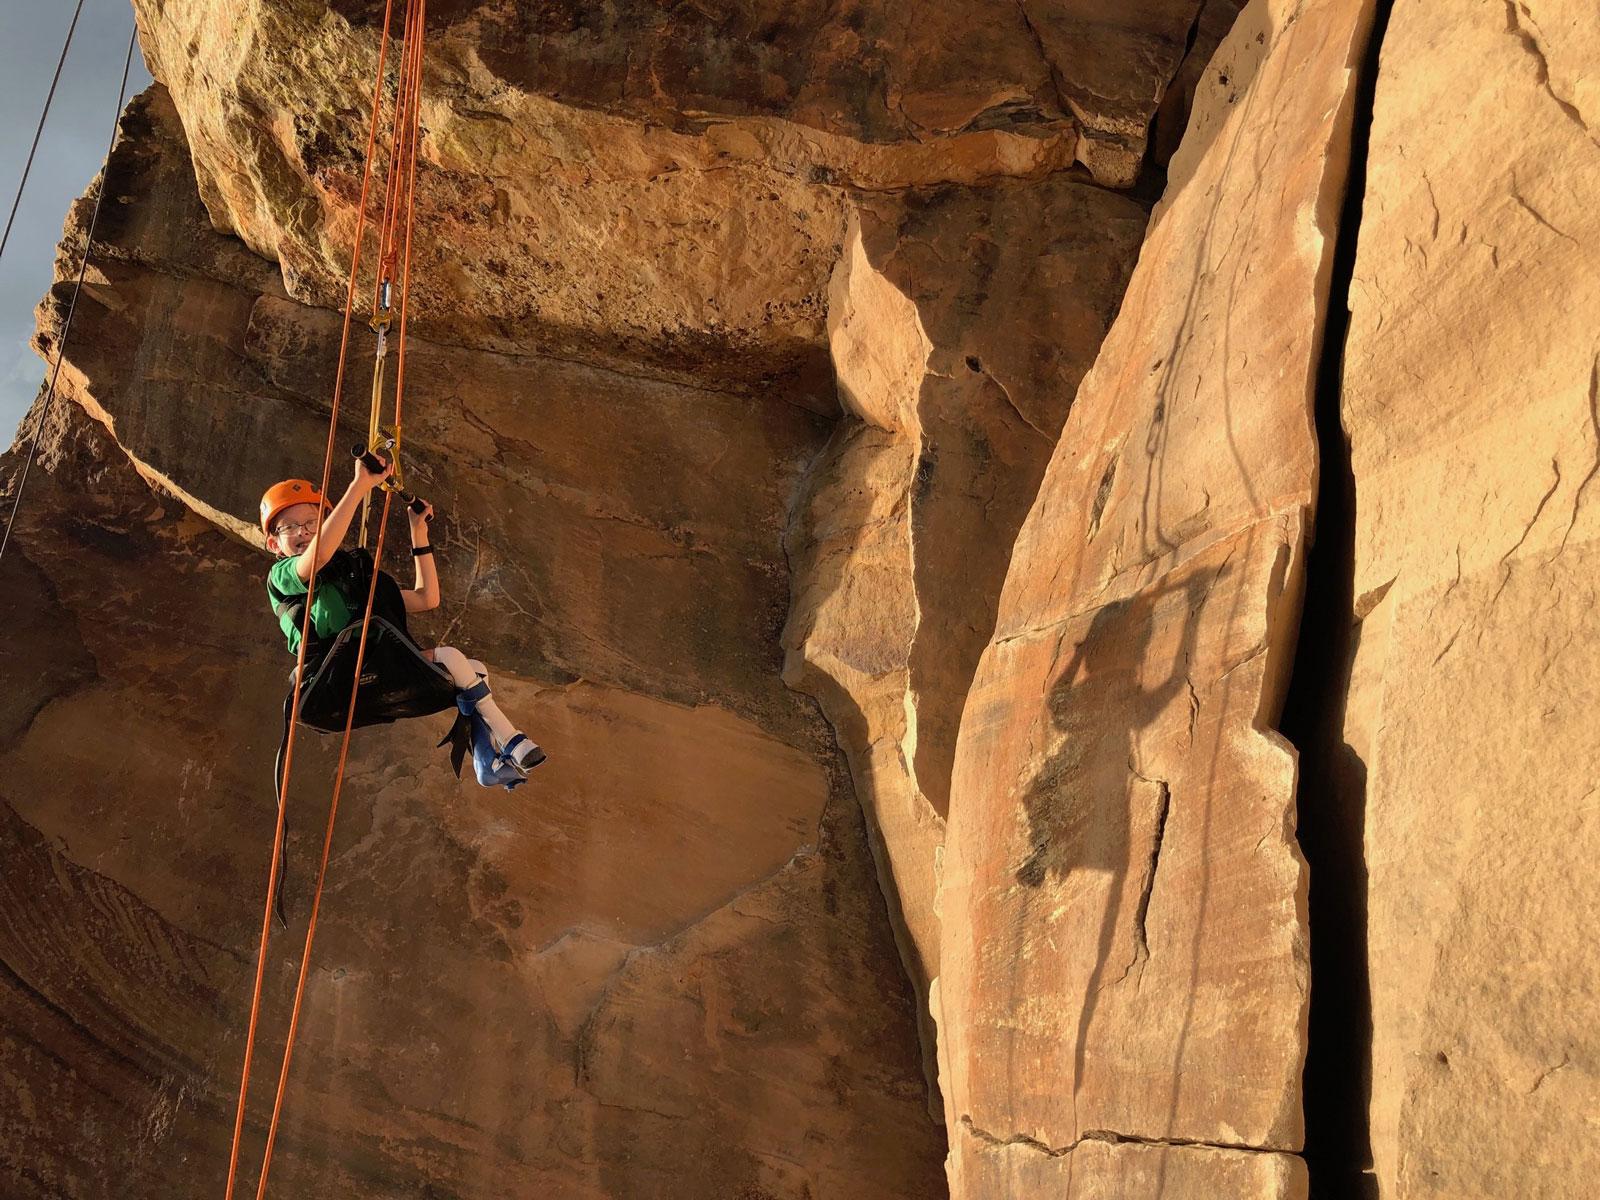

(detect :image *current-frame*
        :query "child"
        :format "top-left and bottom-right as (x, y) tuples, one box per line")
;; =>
(260, 454), (545, 777)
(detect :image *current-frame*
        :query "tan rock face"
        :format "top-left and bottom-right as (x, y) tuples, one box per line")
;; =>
(934, 0), (1376, 1192)
(1015, 0), (1209, 185)
(128, 0), (1211, 388)
(0, 88), (943, 1198)
(782, 180), (1147, 1101)
(1342, 0), (1600, 1193)
(47, 90), (836, 725)
(7, 0), (1246, 1187)
(948, 1122), (1310, 1198)
(1149, 0), (1251, 170)
(25, 0), (1600, 1196)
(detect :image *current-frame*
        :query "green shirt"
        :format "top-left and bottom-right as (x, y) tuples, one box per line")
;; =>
(267, 553), (356, 655)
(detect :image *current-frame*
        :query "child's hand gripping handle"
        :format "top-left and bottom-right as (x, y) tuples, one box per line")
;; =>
(351, 444), (432, 521)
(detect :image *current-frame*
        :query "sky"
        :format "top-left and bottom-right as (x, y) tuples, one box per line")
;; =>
(0, 0), (153, 443)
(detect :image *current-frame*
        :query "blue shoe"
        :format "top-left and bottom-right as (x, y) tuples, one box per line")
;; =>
(500, 733), (546, 777)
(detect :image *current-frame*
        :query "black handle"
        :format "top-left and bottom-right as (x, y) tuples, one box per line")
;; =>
(351, 444), (432, 522)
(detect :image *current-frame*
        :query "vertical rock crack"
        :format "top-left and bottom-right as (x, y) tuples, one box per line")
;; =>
(1277, 0), (1396, 1195)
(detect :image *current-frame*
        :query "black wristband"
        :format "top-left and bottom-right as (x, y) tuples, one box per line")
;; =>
(411, 545), (433, 558)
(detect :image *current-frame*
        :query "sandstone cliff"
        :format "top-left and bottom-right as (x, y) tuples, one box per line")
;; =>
(2, 1), (1597, 1198)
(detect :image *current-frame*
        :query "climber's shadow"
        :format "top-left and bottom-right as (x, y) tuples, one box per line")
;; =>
(1017, 575), (1205, 889)
(1014, 570), (1211, 1114)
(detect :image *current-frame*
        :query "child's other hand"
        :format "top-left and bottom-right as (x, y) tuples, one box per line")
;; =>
(408, 499), (434, 529)
(355, 453), (393, 491)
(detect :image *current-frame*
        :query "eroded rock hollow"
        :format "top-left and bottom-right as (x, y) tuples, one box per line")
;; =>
(3, 1), (1597, 1197)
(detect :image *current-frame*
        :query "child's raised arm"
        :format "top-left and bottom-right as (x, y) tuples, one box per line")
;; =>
(403, 500), (440, 612)
(292, 455), (391, 582)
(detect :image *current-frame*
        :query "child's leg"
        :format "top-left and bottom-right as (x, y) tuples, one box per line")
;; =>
(427, 645), (477, 686)
(428, 645), (519, 748)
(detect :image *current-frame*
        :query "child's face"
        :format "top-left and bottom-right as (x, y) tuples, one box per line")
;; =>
(267, 502), (321, 557)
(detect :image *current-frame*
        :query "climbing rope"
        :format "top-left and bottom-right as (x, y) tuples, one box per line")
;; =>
(0, 0), (86, 265)
(225, 2), (428, 1195)
(0, 21), (137, 570)
(359, 0), (426, 547)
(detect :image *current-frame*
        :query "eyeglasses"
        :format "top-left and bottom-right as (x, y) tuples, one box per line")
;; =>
(272, 520), (319, 539)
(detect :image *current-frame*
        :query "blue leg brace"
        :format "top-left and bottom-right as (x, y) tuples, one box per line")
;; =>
(437, 679), (527, 791)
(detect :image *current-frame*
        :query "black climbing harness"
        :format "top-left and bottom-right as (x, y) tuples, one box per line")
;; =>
(267, 546), (456, 925)
(265, 545), (532, 925)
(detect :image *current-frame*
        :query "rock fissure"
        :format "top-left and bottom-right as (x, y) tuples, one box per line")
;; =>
(1560, 355), (1600, 549)
(1129, 775), (1172, 968)
(1012, 2), (1072, 122)
(974, 361), (1051, 441)
(988, 518), (1253, 651)
(1499, 456), (1563, 567)
(959, 1114), (1290, 1158)
(1526, 1053), (1573, 1095)
(1489, 457), (1562, 611)
(570, 840), (823, 1066)
(1502, 0), (1600, 144)
(1277, 0), (1394, 1195)
(1508, 175), (1580, 245)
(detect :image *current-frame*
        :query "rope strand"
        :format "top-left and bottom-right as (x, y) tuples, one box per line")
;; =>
(255, 484), (398, 1199)
(233, 1), (427, 1194)
(223, 1), (401, 1195)
(393, 0), (426, 434)
(358, 2), (424, 545)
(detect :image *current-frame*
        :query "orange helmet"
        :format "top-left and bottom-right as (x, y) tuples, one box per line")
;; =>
(259, 479), (326, 534)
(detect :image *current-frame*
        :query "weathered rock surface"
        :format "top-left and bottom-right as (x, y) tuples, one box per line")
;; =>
(128, 0), (1212, 388)
(4, 1), (1323, 1194)
(0, 86), (944, 1199)
(44, 88), (836, 718)
(1340, 0), (1600, 1193)
(947, 1121), (1310, 1197)
(1149, 0), (1251, 171)
(934, 0), (1375, 1193)
(12, 0), (1600, 1196)
(782, 180), (1147, 1099)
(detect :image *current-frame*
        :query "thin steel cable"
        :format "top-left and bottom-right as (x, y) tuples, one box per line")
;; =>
(0, 22), (136, 569)
(0, 0), (86, 265)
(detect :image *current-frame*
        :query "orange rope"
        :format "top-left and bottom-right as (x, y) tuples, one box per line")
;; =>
(373, 2), (425, 309)
(358, 0), (424, 545)
(371, 30), (411, 300)
(393, 0), (427, 430)
(223, 0), (408, 1195)
(254, 490), (396, 1199)
(243, 1), (429, 1193)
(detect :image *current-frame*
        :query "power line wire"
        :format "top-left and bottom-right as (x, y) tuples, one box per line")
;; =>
(0, 22), (137, 568)
(0, 0), (86, 265)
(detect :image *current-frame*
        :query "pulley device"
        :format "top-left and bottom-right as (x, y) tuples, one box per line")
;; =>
(358, 277), (405, 544)
(353, 435), (433, 520)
